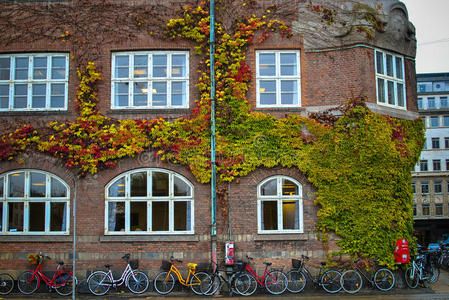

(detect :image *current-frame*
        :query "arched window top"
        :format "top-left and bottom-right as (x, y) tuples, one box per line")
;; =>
(0, 169), (69, 200)
(106, 168), (193, 199)
(258, 175), (302, 197)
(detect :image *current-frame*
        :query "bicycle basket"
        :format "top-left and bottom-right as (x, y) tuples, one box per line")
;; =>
(28, 254), (40, 265)
(197, 262), (212, 272)
(292, 259), (303, 269)
(130, 259), (139, 269)
(161, 260), (172, 271)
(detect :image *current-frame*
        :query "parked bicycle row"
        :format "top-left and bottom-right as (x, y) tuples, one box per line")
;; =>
(0, 249), (442, 296)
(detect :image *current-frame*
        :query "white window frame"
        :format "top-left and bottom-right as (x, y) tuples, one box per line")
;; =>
(0, 170), (70, 235)
(257, 175), (303, 234)
(111, 51), (189, 109)
(104, 168), (194, 235)
(375, 49), (406, 109)
(256, 50), (301, 108)
(0, 53), (69, 111)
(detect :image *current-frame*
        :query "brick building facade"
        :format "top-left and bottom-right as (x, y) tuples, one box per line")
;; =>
(0, 0), (418, 278)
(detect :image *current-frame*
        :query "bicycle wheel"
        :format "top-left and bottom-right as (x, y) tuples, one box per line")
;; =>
(228, 273), (241, 295)
(340, 270), (362, 293)
(87, 271), (111, 296)
(428, 265), (440, 284)
(17, 271), (39, 295)
(404, 267), (419, 288)
(285, 269), (306, 293)
(0, 273), (14, 295)
(153, 271), (175, 295)
(320, 269), (342, 293)
(234, 272), (257, 296)
(190, 271), (211, 295)
(374, 268), (395, 291)
(201, 272), (221, 295)
(55, 273), (77, 296)
(265, 270), (287, 294)
(126, 270), (149, 294)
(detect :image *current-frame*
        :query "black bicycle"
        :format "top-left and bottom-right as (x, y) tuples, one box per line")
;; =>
(200, 260), (241, 296)
(285, 255), (342, 293)
(0, 273), (14, 295)
(340, 259), (395, 293)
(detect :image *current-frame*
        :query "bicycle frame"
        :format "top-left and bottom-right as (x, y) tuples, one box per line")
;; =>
(100, 263), (134, 287)
(166, 264), (201, 287)
(353, 265), (376, 286)
(244, 264), (277, 286)
(410, 259), (427, 281)
(299, 264), (327, 286)
(29, 262), (71, 289)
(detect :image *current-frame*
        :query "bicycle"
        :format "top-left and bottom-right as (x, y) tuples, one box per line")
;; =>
(0, 273), (14, 295)
(232, 255), (287, 296)
(200, 260), (247, 296)
(17, 254), (77, 296)
(285, 255), (342, 294)
(153, 256), (211, 295)
(405, 252), (439, 288)
(340, 259), (395, 293)
(87, 253), (149, 296)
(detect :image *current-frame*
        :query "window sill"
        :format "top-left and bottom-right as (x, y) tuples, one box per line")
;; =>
(107, 109), (190, 114)
(100, 235), (199, 242)
(0, 235), (72, 242)
(254, 234), (307, 241)
(0, 111), (71, 117)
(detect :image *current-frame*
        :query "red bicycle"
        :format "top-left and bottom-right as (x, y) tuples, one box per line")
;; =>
(233, 255), (287, 296)
(17, 254), (77, 296)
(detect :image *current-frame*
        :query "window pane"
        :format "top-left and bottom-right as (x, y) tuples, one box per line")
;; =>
(261, 179), (277, 196)
(108, 177), (125, 197)
(397, 83), (404, 107)
(395, 57), (403, 79)
(172, 54), (186, 77)
(418, 98), (423, 109)
(51, 177), (67, 198)
(430, 116), (439, 127)
(282, 179), (298, 195)
(435, 182), (442, 194)
(29, 202), (45, 231)
(280, 53), (297, 76)
(171, 81), (186, 106)
(133, 82), (148, 106)
(51, 57), (66, 80)
(115, 55), (129, 78)
(377, 78), (385, 103)
(50, 202), (67, 231)
(375, 51), (384, 74)
(0, 84), (9, 109)
(152, 171), (169, 196)
(262, 201), (277, 230)
(283, 201), (299, 229)
(441, 97), (448, 108)
(115, 83), (129, 107)
(174, 176), (191, 196)
(15, 57), (29, 80)
(131, 202), (147, 231)
(108, 202), (125, 231)
(153, 55), (167, 77)
(428, 97), (436, 109)
(443, 116), (449, 127)
(386, 54), (393, 77)
(436, 204), (443, 216)
(422, 204), (429, 216)
(259, 80), (276, 105)
(30, 172), (46, 197)
(8, 172), (24, 197)
(259, 53), (275, 76)
(134, 55), (148, 78)
(152, 82), (167, 106)
(0, 177), (3, 197)
(0, 203), (2, 231)
(280, 80), (297, 105)
(0, 57), (10, 80)
(174, 201), (191, 231)
(8, 202), (23, 232)
(14, 84), (27, 109)
(152, 201), (168, 231)
(387, 81), (395, 105)
(50, 83), (65, 108)
(130, 171), (147, 197)
(32, 84), (46, 108)
(33, 57), (47, 79)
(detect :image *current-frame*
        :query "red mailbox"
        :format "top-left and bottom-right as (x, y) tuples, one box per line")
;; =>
(394, 239), (409, 264)
(225, 241), (234, 265)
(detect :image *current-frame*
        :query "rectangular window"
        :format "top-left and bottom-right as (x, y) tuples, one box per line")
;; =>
(435, 204), (443, 216)
(421, 181), (429, 194)
(446, 137), (449, 149)
(428, 97), (436, 109)
(261, 201), (278, 230)
(441, 97), (448, 108)
(8, 202), (24, 232)
(423, 138), (427, 150)
(432, 138), (440, 149)
(444, 116), (449, 127)
(375, 50), (406, 108)
(433, 160), (441, 171)
(422, 204), (430, 216)
(411, 182), (416, 194)
(430, 116), (439, 128)
(256, 50), (301, 108)
(111, 52), (189, 109)
(434, 181), (442, 194)
(417, 98), (423, 109)
(0, 54), (68, 111)
(413, 204), (416, 216)
(420, 160), (428, 172)
(446, 159), (449, 171)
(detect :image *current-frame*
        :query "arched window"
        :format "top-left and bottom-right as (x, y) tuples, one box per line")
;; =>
(257, 176), (303, 233)
(105, 168), (194, 234)
(0, 170), (70, 234)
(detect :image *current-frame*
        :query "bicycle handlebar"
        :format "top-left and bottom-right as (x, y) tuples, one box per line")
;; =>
(170, 256), (182, 263)
(122, 253), (130, 261)
(246, 255), (253, 261)
(301, 255), (310, 260)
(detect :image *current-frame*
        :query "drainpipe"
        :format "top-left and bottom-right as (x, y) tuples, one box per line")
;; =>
(210, 0), (217, 267)
(72, 180), (76, 300)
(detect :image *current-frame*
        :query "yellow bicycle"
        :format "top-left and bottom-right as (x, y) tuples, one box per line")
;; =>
(153, 256), (211, 295)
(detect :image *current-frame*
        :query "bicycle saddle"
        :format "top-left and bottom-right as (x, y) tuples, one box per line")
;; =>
(187, 263), (197, 270)
(104, 264), (112, 268)
(57, 261), (64, 265)
(263, 262), (272, 266)
(320, 262), (326, 266)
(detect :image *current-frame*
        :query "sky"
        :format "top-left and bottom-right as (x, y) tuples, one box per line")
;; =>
(400, 0), (449, 74)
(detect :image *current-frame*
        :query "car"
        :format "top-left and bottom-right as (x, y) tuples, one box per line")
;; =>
(427, 243), (442, 253)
